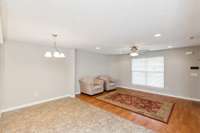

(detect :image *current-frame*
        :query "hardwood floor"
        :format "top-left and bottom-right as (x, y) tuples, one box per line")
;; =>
(77, 88), (200, 133)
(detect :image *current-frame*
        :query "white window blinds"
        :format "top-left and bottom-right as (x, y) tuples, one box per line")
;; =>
(132, 56), (164, 88)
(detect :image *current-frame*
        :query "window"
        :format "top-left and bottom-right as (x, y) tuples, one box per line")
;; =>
(132, 56), (164, 88)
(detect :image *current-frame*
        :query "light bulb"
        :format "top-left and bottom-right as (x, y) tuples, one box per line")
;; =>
(154, 34), (161, 37)
(44, 51), (52, 58)
(59, 53), (65, 58)
(130, 52), (139, 57)
(53, 51), (60, 58)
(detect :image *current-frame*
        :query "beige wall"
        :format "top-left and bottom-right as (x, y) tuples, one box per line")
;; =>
(114, 46), (200, 99)
(198, 49), (200, 95)
(0, 17), (3, 44)
(0, 10), (3, 112)
(0, 44), (4, 112)
(1, 41), (76, 110)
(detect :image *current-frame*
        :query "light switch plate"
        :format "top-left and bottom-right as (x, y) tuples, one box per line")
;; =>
(185, 51), (193, 55)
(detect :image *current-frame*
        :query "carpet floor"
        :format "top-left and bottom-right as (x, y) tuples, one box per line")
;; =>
(0, 98), (154, 133)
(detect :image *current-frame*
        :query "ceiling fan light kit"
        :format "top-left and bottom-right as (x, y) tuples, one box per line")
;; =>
(129, 46), (139, 57)
(44, 34), (66, 58)
(130, 52), (139, 57)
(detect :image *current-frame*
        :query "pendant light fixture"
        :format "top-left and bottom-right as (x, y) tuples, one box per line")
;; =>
(44, 34), (65, 58)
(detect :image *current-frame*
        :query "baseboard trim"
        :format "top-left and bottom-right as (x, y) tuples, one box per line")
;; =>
(119, 85), (200, 102)
(1, 94), (75, 113)
(75, 91), (81, 95)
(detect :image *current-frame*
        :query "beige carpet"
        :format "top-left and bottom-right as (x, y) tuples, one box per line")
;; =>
(0, 98), (154, 133)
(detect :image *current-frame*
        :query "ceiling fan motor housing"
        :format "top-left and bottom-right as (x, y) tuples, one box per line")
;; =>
(131, 46), (138, 52)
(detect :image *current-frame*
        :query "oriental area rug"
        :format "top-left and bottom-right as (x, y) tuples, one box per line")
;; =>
(97, 89), (175, 123)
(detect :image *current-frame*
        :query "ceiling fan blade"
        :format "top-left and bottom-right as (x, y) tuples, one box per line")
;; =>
(138, 49), (150, 54)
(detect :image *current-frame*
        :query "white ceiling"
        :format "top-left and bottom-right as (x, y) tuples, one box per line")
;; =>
(1, 0), (200, 54)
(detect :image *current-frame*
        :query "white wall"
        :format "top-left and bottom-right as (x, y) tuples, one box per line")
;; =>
(115, 46), (200, 99)
(198, 49), (200, 95)
(1, 41), (76, 110)
(1, 43), (199, 112)
(75, 50), (113, 93)
(0, 44), (4, 113)
(0, 17), (3, 44)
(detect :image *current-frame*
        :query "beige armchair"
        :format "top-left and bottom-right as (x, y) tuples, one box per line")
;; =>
(97, 75), (117, 91)
(79, 77), (104, 95)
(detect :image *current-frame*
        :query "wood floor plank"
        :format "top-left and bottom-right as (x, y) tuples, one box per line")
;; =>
(77, 88), (200, 133)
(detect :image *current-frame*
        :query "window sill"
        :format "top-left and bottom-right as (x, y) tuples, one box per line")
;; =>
(132, 84), (164, 90)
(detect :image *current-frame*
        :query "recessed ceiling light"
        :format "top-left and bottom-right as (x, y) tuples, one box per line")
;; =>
(96, 47), (101, 50)
(168, 46), (173, 48)
(154, 34), (161, 37)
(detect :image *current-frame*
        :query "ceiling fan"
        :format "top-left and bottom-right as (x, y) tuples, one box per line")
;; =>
(129, 45), (148, 57)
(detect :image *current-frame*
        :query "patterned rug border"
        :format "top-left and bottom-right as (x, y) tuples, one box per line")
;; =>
(96, 89), (175, 124)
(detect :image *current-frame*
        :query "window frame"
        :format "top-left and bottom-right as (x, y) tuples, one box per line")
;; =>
(131, 56), (165, 89)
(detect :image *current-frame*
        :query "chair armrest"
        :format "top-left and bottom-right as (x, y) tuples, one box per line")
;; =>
(94, 79), (104, 86)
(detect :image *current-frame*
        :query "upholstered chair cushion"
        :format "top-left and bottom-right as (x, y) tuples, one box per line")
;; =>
(97, 75), (117, 91)
(79, 77), (104, 95)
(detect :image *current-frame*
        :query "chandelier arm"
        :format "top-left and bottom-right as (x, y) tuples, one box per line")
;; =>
(44, 33), (65, 58)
